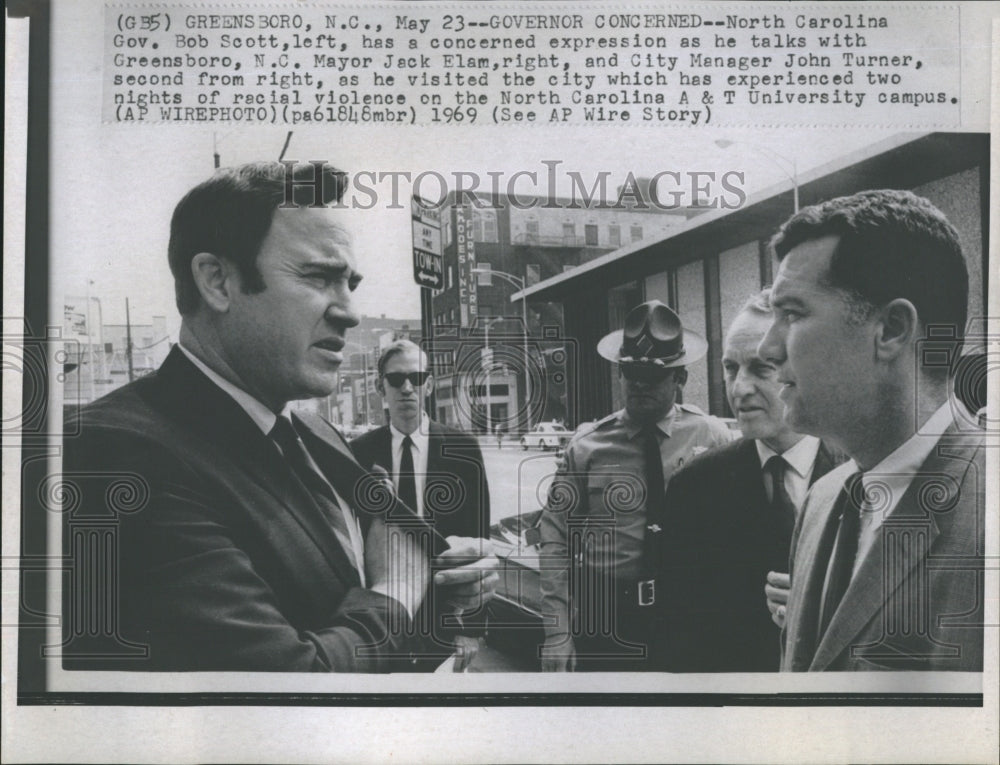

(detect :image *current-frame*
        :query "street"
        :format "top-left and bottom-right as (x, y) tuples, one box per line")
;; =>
(478, 439), (559, 525)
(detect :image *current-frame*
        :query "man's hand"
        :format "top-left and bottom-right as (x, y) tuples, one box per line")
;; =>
(433, 536), (499, 614)
(553, 448), (568, 473)
(366, 517), (431, 619)
(765, 570), (791, 628)
(540, 634), (576, 672)
(452, 634), (482, 672)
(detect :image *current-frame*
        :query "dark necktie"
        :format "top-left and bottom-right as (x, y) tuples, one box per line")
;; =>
(764, 455), (797, 535)
(639, 424), (666, 580)
(398, 435), (419, 514)
(818, 471), (864, 637)
(269, 416), (350, 539)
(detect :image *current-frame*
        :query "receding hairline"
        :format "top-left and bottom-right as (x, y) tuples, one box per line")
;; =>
(724, 306), (772, 352)
(377, 339), (427, 376)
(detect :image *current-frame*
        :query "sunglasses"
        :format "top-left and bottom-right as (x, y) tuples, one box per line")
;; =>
(620, 364), (674, 384)
(383, 371), (430, 388)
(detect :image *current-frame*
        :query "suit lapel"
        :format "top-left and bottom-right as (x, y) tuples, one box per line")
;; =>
(737, 439), (772, 522)
(295, 412), (379, 518)
(782, 462), (853, 670)
(810, 441), (842, 486)
(424, 422), (442, 522)
(374, 426), (393, 474)
(154, 350), (360, 585)
(809, 427), (973, 670)
(297, 414), (448, 555)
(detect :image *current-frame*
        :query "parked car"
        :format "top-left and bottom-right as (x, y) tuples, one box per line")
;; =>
(520, 421), (570, 451)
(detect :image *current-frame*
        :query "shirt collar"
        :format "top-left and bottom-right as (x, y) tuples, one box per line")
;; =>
(860, 401), (955, 485)
(621, 404), (678, 439)
(390, 412), (430, 451)
(755, 435), (821, 479)
(178, 342), (277, 434)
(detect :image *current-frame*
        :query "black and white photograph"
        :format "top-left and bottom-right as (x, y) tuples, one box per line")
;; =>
(3, 1), (997, 762)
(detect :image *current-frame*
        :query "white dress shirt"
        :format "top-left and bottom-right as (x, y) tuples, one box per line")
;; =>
(845, 401), (959, 577)
(178, 343), (367, 585)
(756, 435), (822, 514)
(389, 412), (431, 517)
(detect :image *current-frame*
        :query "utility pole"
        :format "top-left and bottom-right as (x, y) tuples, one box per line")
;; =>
(125, 297), (135, 383)
(85, 280), (95, 401)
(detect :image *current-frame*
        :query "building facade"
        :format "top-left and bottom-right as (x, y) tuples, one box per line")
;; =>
(513, 133), (989, 424)
(423, 190), (688, 433)
(61, 305), (171, 407)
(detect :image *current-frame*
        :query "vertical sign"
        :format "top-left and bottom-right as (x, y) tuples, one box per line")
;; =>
(455, 206), (478, 326)
(410, 197), (444, 289)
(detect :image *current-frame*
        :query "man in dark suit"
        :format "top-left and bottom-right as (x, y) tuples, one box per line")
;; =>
(759, 189), (984, 671)
(61, 161), (497, 672)
(351, 338), (492, 668)
(661, 289), (844, 672)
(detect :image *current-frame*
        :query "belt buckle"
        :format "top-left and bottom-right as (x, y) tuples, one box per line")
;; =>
(638, 579), (655, 607)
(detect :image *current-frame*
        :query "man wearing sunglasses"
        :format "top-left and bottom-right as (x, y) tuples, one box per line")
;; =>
(538, 300), (733, 671)
(351, 339), (492, 670)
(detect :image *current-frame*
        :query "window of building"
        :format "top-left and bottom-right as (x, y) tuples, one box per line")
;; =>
(482, 212), (498, 243)
(526, 263), (540, 286)
(584, 224), (599, 246)
(525, 219), (539, 244)
(447, 265), (455, 289)
(562, 222), (576, 242)
(476, 262), (493, 286)
(630, 224), (644, 243)
(608, 224), (621, 247)
(473, 210), (499, 243)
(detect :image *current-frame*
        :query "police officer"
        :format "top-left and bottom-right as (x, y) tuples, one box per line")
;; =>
(538, 300), (733, 671)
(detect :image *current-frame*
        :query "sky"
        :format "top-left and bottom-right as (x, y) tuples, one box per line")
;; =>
(51, 123), (902, 341)
(40, 0), (912, 340)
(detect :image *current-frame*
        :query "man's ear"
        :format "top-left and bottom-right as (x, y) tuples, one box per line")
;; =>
(375, 377), (386, 396)
(191, 252), (235, 313)
(674, 367), (688, 386)
(875, 298), (918, 362)
(424, 374), (435, 397)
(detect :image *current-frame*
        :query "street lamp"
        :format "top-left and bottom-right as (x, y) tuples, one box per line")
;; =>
(471, 267), (534, 431)
(481, 316), (505, 435)
(84, 281), (104, 402)
(715, 139), (799, 213)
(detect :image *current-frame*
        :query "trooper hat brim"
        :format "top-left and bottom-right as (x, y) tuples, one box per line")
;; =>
(596, 326), (709, 368)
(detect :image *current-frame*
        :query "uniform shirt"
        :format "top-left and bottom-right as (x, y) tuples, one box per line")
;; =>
(538, 403), (733, 637)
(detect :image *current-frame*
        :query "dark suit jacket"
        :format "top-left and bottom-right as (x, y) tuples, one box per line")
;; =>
(350, 421), (491, 540)
(660, 437), (843, 672)
(783, 424), (984, 671)
(61, 347), (429, 672)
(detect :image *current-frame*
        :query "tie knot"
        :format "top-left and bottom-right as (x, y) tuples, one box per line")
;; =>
(764, 454), (788, 479)
(402, 434), (414, 449)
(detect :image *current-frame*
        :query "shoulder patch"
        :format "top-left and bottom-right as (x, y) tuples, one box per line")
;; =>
(571, 413), (614, 440)
(593, 411), (622, 429)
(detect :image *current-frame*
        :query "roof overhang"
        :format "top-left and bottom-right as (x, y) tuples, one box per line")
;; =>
(511, 132), (986, 304)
